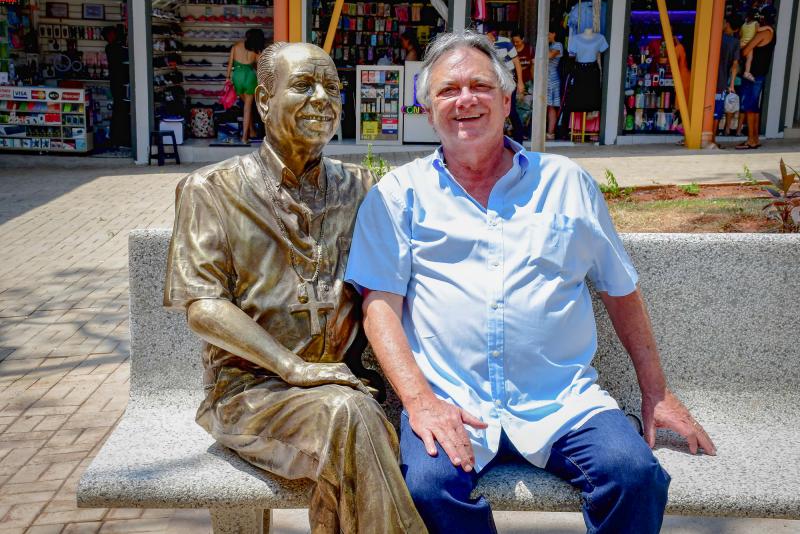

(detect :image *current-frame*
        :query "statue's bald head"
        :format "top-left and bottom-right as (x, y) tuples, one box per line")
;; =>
(257, 42), (336, 97)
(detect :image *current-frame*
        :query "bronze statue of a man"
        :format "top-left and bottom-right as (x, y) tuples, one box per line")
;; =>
(164, 42), (426, 533)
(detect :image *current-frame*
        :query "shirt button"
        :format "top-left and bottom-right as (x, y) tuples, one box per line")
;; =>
(489, 219), (497, 226)
(492, 261), (499, 267)
(491, 302), (499, 309)
(491, 350), (500, 357)
(494, 399), (502, 407)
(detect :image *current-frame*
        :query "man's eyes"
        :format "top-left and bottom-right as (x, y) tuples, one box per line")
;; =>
(437, 83), (495, 97)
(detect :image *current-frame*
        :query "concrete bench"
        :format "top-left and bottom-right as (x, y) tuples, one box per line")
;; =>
(78, 229), (800, 533)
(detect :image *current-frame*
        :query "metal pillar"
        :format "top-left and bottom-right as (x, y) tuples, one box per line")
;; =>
(130, 0), (153, 165)
(530, 0), (550, 152)
(701, 0), (725, 146)
(323, 0), (345, 53)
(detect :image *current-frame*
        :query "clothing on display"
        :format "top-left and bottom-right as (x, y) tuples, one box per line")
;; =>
(566, 61), (602, 112)
(567, 1), (607, 36)
(568, 31), (608, 63)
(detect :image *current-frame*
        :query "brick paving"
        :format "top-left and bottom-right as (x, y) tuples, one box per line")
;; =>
(1, 146), (799, 533)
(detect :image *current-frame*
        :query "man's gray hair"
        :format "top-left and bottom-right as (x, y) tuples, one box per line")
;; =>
(416, 30), (515, 108)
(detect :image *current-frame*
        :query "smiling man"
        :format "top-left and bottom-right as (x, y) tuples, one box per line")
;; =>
(345, 31), (716, 534)
(164, 42), (425, 533)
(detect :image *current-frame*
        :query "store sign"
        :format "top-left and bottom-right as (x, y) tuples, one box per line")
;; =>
(381, 118), (398, 134)
(12, 89), (30, 100)
(31, 90), (46, 100)
(402, 106), (427, 114)
(48, 91), (60, 100)
(62, 92), (81, 102)
(0, 87), (12, 99)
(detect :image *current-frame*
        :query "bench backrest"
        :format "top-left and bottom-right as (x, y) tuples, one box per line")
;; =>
(129, 229), (800, 412)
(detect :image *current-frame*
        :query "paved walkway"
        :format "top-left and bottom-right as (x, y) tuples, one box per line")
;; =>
(1, 141), (799, 533)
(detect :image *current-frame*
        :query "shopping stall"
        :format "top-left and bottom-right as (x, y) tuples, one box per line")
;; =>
(0, 0), (128, 154)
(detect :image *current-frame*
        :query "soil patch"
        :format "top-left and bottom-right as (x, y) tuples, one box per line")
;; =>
(606, 183), (783, 233)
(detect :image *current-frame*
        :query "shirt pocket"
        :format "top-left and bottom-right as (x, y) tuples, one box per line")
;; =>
(525, 213), (577, 274)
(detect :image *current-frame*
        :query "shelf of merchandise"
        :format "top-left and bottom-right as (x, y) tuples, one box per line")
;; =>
(311, 1), (443, 69)
(0, 87), (94, 152)
(622, 38), (680, 134)
(472, 0), (520, 36)
(356, 65), (403, 145)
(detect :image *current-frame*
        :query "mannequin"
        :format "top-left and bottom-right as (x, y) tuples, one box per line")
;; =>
(565, 25), (607, 112)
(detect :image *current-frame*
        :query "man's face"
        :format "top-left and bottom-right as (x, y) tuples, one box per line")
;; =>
(426, 46), (510, 150)
(260, 44), (341, 149)
(486, 31), (497, 44)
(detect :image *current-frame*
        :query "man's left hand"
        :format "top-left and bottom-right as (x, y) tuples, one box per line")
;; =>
(516, 83), (525, 99)
(641, 388), (717, 456)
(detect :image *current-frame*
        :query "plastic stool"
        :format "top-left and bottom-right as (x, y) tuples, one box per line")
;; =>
(149, 131), (181, 166)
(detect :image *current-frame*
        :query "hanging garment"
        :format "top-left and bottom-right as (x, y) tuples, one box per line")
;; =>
(568, 32), (608, 63)
(567, 1), (607, 35)
(566, 61), (602, 112)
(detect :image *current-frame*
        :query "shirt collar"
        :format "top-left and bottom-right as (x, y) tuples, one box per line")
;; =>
(433, 136), (529, 175)
(258, 141), (323, 189)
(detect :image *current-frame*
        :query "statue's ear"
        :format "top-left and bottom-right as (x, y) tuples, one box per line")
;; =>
(255, 84), (271, 119)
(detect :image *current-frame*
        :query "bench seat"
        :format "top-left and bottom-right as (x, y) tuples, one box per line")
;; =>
(77, 229), (800, 531)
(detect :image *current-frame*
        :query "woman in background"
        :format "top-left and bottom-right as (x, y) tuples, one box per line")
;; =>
(399, 30), (422, 62)
(226, 28), (265, 144)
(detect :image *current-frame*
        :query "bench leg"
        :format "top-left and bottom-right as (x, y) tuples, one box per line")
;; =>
(210, 507), (272, 534)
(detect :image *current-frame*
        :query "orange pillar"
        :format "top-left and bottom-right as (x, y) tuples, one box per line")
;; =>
(289, 0), (302, 43)
(274, 0), (289, 42)
(701, 0), (725, 146)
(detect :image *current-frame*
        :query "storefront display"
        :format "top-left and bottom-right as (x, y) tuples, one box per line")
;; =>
(356, 64), (402, 145)
(310, 1), (443, 68)
(622, 2), (695, 134)
(0, 85), (93, 152)
(151, 1), (272, 144)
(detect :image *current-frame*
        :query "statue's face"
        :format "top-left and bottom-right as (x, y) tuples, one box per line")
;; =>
(264, 45), (341, 148)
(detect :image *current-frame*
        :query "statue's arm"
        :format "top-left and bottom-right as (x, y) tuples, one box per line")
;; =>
(187, 298), (369, 393)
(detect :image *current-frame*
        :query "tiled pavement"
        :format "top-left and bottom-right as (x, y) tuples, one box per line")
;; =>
(1, 146), (799, 533)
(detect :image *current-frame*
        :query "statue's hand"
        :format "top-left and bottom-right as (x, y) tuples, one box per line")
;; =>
(283, 361), (372, 396)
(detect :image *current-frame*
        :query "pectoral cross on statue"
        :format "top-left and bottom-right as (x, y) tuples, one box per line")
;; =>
(289, 281), (335, 336)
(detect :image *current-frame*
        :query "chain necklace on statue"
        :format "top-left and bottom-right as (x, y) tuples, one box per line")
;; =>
(254, 152), (331, 307)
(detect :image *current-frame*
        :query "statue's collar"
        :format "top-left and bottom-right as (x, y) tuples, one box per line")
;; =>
(258, 142), (323, 190)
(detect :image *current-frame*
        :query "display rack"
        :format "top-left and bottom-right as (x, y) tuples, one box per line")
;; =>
(356, 65), (402, 145)
(472, 0), (520, 38)
(0, 86), (94, 152)
(310, 1), (443, 68)
(177, 2), (273, 105)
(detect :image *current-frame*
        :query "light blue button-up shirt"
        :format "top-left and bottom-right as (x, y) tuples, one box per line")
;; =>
(345, 138), (638, 470)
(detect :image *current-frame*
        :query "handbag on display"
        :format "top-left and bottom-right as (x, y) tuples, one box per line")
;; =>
(219, 81), (237, 110)
(190, 108), (215, 138)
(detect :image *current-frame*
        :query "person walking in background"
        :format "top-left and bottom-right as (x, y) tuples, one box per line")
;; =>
(226, 28), (265, 144)
(511, 29), (534, 136)
(712, 14), (741, 147)
(400, 30), (422, 62)
(486, 25), (525, 143)
(736, 6), (776, 150)
(545, 23), (563, 140)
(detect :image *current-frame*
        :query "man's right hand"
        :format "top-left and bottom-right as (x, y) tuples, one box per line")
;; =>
(283, 361), (371, 395)
(407, 397), (488, 472)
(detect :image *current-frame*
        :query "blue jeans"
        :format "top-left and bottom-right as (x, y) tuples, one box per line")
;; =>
(400, 409), (670, 534)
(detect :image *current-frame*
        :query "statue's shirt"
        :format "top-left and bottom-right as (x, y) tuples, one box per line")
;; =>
(164, 144), (374, 388)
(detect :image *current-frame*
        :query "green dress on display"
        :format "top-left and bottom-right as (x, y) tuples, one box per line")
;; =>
(232, 60), (258, 95)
